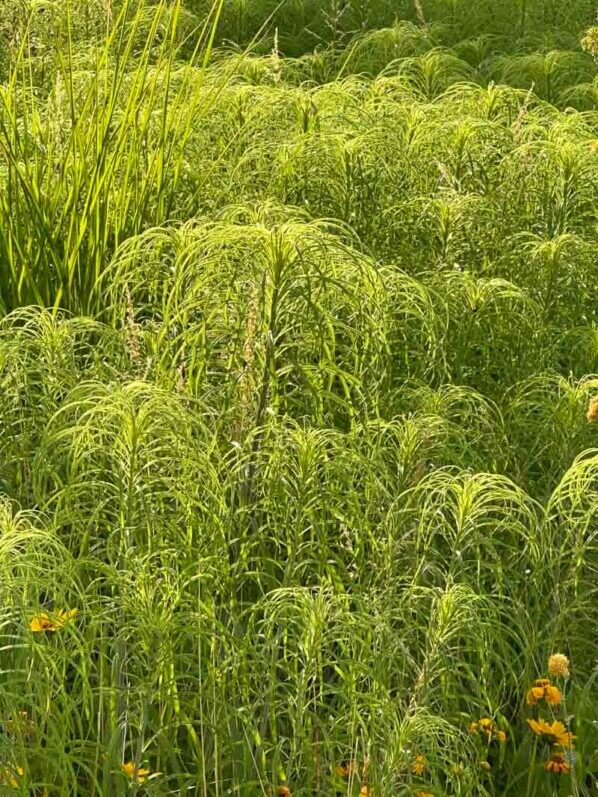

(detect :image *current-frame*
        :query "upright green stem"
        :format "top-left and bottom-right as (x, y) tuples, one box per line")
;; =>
(561, 685), (579, 797)
(525, 736), (538, 797)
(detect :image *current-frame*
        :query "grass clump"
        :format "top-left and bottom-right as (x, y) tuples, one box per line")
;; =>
(0, 1), (597, 795)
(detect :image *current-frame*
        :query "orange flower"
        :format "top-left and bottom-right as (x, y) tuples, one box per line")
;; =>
(544, 753), (571, 774)
(276, 787), (292, 797)
(526, 678), (562, 706)
(30, 609), (78, 633)
(527, 719), (575, 748)
(412, 754), (426, 775)
(545, 686), (561, 705)
(121, 762), (152, 783)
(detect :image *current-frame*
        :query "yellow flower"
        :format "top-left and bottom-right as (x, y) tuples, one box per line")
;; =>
(29, 613), (55, 632)
(412, 754), (426, 776)
(121, 762), (152, 783)
(527, 719), (575, 748)
(544, 753), (571, 774)
(0, 767), (24, 788)
(586, 398), (598, 423)
(416, 792), (434, 797)
(335, 760), (358, 777)
(526, 678), (562, 706)
(470, 717), (506, 742)
(30, 608), (78, 633)
(480, 761), (491, 771)
(548, 653), (570, 679)
(276, 787), (292, 797)
(359, 786), (369, 797)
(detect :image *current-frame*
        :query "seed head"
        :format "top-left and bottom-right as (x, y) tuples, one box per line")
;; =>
(587, 397), (598, 422)
(548, 653), (570, 679)
(581, 26), (598, 58)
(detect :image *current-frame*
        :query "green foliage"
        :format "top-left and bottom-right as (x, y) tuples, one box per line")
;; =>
(0, 1), (597, 796)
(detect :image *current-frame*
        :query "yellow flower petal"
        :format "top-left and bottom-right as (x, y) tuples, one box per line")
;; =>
(545, 685), (562, 705)
(30, 608), (77, 633)
(121, 762), (152, 783)
(30, 613), (56, 632)
(335, 760), (357, 777)
(527, 719), (575, 748)
(526, 686), (544, 704)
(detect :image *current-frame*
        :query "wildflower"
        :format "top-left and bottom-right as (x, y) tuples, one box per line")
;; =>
(581, 26), (598, 58)
(586, 398), (598, 422)
(30, 609), (78, 633)
(121, 762), (152, 783)
(0, 767), (24, 788)
(335, 760), (358, 777)
(527, 719), (575, 748)
(3, 711), (35, 738)
(359, 786), (369, 797)
(548, 653), (570, 679)
(412, 754), (426, 775)
(526, 678), (562, 706)
(416, 792), (434, 797)
(544, 753), (571, 774)
(276, 787), (292, 797)
(470, 718), (507, 742)
(480, 761), (491, 771)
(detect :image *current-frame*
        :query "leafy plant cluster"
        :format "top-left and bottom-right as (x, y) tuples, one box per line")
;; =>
(0, 0), (597, 795)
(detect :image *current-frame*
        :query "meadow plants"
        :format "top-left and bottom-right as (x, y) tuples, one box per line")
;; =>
(0, 0), (597, 795)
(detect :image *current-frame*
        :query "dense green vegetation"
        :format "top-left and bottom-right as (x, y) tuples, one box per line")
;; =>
(0, 1), (597, 794)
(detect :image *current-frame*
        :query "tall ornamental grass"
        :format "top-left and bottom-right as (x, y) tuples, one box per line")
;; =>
(0, 1), (597, 795)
